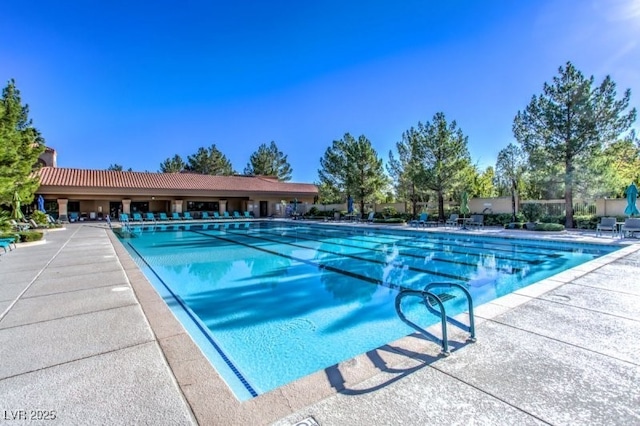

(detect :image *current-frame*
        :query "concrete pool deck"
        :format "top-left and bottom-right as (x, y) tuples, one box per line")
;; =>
(1, 222), (639, 425)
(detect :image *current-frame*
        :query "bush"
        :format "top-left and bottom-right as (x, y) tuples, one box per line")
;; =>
(17, 230), (44, 242)
(373, 217), (406, 224)
(521, 203), (544, 222)
(534, 223), (565, 232)
(31, 210), (49, 225)
(504, 222), (524, 229)
(382, 206), (398, 217)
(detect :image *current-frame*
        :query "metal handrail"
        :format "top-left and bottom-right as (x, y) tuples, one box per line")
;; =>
(395, 289), (451, 356)
(422, 282), (476, 342)
(395, 281), (476, 356)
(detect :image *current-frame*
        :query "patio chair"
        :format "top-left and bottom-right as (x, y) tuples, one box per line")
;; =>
(621, 218), (640, 238)
(0, 237), (17, 253)
(183, 212), (194, 220)
(596, 217), (617, 237)
(410, 213), (428, 227)
(131, 213), (144, 222)
(10, 219), (30, 231)
(243, 211), (252, 218)
(445, 214), (459, 228)
(233, 211), (242, 219)
(201, 212), (211, 220)
(172, 212), (182, 220)
(366, 211), (375, 224)
(119, 213), (129, 222)
(468, 214), (484, 229)
(223, 211), (231, 219)
(213, 212), (221, 219)
(158, 212), (169, 221)
(145, 212), (156, 222)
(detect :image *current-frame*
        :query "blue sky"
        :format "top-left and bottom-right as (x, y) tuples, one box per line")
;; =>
(2, 0), (639, 183)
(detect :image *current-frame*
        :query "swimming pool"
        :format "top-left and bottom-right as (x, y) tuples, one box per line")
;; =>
(118, 221), (619, 400)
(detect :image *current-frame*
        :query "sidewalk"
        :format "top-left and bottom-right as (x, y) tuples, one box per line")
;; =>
(0, 225), (195, 425)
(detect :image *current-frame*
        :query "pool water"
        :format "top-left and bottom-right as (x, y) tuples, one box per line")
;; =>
(118, 221), (619, 400)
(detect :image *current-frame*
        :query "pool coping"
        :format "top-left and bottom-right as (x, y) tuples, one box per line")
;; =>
(107, 221), (640, 425)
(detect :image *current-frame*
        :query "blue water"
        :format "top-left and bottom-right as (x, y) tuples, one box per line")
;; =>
(117, 221), (619, 400)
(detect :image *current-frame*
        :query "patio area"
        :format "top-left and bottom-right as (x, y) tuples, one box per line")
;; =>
(1, 222), (639, 425)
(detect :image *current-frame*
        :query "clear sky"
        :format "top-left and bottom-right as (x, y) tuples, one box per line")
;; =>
(2, 0), (639, 183)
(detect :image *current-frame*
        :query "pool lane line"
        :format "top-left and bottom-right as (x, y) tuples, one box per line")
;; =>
(254, 227), (536, 269)
(298, 223), (608, 256)
(198, 228), (470, 283)
(125, 242), (259, 398)
(283, 226), (552, 262)
(189, 230), (415, 292)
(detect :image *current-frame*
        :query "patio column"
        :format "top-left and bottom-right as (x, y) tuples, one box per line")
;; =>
(57, 198), (68, 222)
(122, 199), (131, 215)
(172, 200), (183, 213)
(219, 200), (227, 213)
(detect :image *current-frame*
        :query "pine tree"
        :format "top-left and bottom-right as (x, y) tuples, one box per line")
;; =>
(0, 79), (45, 208)
(244, 141), (292, 181)
(185, 144), (234, 175)
(513, 61), (636, 228)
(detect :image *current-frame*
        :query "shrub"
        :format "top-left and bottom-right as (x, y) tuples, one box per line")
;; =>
(382, 206), (398, 217)
(31, 210), (49, 225)
(308, 206), (320, 216)
(373, 217), (405, 224)
(534, 223), (565, 232)
(521, 203), (544, 222)
(504, 222), (523, 229)
(18, 230), (44, 242)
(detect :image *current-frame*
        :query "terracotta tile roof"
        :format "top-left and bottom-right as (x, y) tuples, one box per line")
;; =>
(38, 167), (318, 194)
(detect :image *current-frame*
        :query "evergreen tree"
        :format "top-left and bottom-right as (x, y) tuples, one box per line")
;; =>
(107, 164), (132, 172)
(513, 61), (636, 228)
(244, 141), (292, 181)
(185, 144), (234, 175)
(410, 112), (471, 221)
(388, 131), (430, 217)
(0, 79), (45, 208)
(318, 133), (387, 217)
(496, 143), (526, 222)
(159, 154), (186, 173)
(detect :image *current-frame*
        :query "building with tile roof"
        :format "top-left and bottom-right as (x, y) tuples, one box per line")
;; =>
(36, 162), (318, 221)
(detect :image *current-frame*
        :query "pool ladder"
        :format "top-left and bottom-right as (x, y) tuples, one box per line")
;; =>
(395, 282), (476, 356)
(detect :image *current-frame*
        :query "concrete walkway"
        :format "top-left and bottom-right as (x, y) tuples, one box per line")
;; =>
(0, 225), (195, 425)
(1, 223), (639, 425)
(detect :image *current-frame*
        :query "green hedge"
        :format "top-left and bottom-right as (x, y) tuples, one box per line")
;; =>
(534, 223), (565, 232)
(17, 231), (44, 242)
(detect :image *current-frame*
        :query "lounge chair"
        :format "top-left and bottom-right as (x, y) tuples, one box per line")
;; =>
(223, 211), (231, 219)
(145, 212), (156, 222)
(621, 218), (640, 238)
(0, 237), (17, 253)
(445, 214), (459, 228)
(596, 216), (617, 237)
(119, 213), (129, 222)
(10, 219), (30, 231)
(131, 213), (144, 222)
(213, 212), (221, 219)
(243, 211), (252, 218)
(158, 212), (169, 221)
(183, 212), (194, 220)
(172, 212), (182, 220)
(410, 213), (428, 227)
(233, 211), (242, 219)
(201, 212), (211, 220)
(29, 219), (47, 229)
(468, 214), (484, 229)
